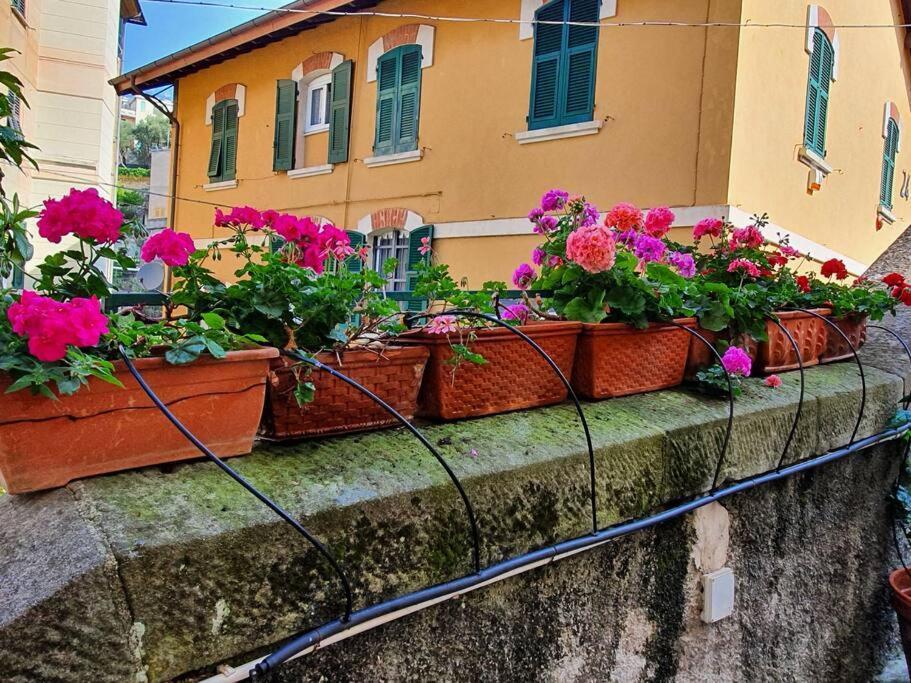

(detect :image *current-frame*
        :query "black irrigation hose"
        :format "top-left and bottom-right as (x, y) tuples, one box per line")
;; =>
(869, 324), (911, 410)
(116, 346), (355, 620)
(285, 348), (482, 574)
(405, 310), (599, 532)
(769, 318), (805, 470)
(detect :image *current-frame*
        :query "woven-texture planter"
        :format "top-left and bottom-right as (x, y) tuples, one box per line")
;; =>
(260, 345), (430, 440)
(683, 325), (758, 379)
(756, 309), (830, 374)
(0, 348), (277, 494)
(819, 314), (867, 364)
(891, 568), (911, 675)
(571, 319), (693, 399)
(405, 321), (581, 421)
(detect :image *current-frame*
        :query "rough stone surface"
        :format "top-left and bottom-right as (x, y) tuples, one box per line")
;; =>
(0, 363), (906, 682)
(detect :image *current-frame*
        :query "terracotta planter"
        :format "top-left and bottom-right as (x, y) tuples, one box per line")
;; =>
(403, 321), (582, 421)
(819, 313), (868, 364)
(756, 308), (830, 374)
(890, 568), (911, 672)
(683, 325), (758, 379)
(0, 348), (277, 494)
(571, 319), (693, 399)
(259, 345), (429, 440)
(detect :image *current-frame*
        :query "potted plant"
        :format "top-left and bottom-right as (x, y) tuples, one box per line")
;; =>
(401, 258), (581, 421)
(506, 193), (697, 399)
(170, 206), (429, 440)
(0, 190), (274, 494)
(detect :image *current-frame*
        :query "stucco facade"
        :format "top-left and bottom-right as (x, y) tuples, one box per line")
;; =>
(116, 0), (911, 284)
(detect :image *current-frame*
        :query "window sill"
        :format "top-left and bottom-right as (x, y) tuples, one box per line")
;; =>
(515, 120), (603, 145)
(304, 127), (330, 137)
(878, 205), (897, 225)
(288, 164), (334, 179)
(363, 149), (422, 168)
(203, 179), (238, 191)
(797, 146), (833, 176)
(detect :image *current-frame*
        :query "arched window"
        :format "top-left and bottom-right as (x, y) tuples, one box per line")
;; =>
(374, 44), (422, 156)
(804, 27), (834, 157)
(881, 118), (900, 210)
(528, 0), (599, 130)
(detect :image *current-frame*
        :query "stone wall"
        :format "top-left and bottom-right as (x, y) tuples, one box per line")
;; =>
(0, 358), (907, 682)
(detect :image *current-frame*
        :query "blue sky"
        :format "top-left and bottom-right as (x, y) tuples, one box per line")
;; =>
(123, 0), (288, 73)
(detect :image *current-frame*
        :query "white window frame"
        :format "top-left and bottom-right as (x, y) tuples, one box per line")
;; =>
(371, 229), (410, 292)
(304, 74), (332, 135)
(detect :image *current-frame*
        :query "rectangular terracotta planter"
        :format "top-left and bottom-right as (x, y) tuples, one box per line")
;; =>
(0, 348), (278, 494)
(259, 345), (430, 440)
(819, 313), (867, 364)
(756, 308), (830, 374)
(402, 321), (582, 421)
(571, 319), (693, 399)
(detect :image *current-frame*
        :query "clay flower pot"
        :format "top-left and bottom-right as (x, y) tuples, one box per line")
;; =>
(755, 308), (830, 375)
(0, 348), (278, 494)
(571, 319), (693, 399)
(259, 345), (430, 440)
(403, 321), (582, 421)
(819, 313), (868, 364)
(683, 324), (758, 380)
(890, 568), (911, 672)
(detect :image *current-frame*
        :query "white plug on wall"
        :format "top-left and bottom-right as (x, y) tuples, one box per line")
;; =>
(702, 567), (735, 623)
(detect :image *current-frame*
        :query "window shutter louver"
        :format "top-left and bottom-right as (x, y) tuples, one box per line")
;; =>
(375, 52), (399, 155)
(563, 0), (598, 122)
(273, 79), (296, 171)
(804, 29), (832, 157)
(223, 101), (239, 179)
(207, 102), (225, 178)
(345, 231), (365, 273)
(10, 266), (24, 289)
(397, 45), (422, 152)
(881, 119), (899, 209)
(815, 36), (833, 156)
(328, 60), (354, 164)
(406, 225), (433, 312)
(529, 0), (565, 129)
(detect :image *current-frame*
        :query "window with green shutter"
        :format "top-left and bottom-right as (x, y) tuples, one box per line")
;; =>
(208, 99), (238, 182)
(804, 28), (834, 157)
(273, 80), (297, 171)
(328, 61), (354, 164)
(881, 118), (900, 209)
(10, 266), (24, 289)
(345, 231), (365, 271)
(529, 0), (599, 131)
(405, 226), (433, 312)
(374, 44), (422, 156)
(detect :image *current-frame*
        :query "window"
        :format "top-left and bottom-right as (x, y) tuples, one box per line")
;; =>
(881, 118), (900, 210)
(372, 230), (410, 291)
(374, 44), (422, 156)
(305, 75), (331, 133)
(207, 99), (238, 182)
(804, 28), (834, 157)
(528, 0), (599, 131)
(10, 0), (24, 16)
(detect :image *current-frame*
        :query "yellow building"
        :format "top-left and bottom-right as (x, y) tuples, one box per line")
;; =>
(113, 0), (911, 287)
(1, 0), (145, 285)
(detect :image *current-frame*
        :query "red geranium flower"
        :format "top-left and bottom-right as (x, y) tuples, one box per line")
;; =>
(883, 272), (906, 288)
(820, 258), (848, 280)
(796, 275), (811, 293)
(767, 252), (787, 268)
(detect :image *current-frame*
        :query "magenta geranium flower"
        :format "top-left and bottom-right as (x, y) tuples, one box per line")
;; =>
(633, 234), (666, 263)
(533, 215), (558, 234)
(721, 346), (752, 377)
(513, 263), (536, 290)
(644, 206), (675, 238)
(605, 203), (643, 232)
(140, 228), (195, 267)
(668, 251), (696, 278)
(540, 189), (569, 212)
(7, 291), (108, 362)
(502, 303), (529, 324)
(693, 217), (723, 240)
(532, 247), (546, 266)
(730, 225), (764, 249)
(214, 205), (265, 230)
(566, 224), (616, 274)
(37, 188), (123, 244)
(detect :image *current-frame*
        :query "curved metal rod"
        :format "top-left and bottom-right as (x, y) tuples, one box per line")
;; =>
(116, 346), (354, 621)
(405, 310), (600, 533)
(868, 324), (911, 410)
(664, 321), (735, 491)
(768, 318), (805, 470)
(286, 349), (482, 574)
(789, 308), (866, 445)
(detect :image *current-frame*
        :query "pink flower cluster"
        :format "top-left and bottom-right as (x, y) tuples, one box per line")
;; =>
(730, 225), (764, 249)
(513, 263), (536, 290)
(643, 206), (675, 238)
(7, 291), (109, 362)
(215, 205), (265, 229)
(693, 217), (723, 240)
(605, 203), (643, 232)
(502, 303), (529, 324)
(425, 315), (458, 335)
(37, 188), (123, 244)
(727, 258), (761, 277)
(566, 224), (617, 274)
(141, 228), (196, 267)
(721, 346), (752, 377)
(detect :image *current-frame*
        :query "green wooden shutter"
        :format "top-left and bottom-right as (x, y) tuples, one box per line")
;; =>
(223, 101), (238, 180)
(345, 230), (365, 272)
(375, 51), (399, 155)
(273, 79), (297, 171)
(328, 60), (354, 164)
(406, 225), (433, 312)
(882, 118), (900, 209)
(563, 0), (599, 123)
(804, 28), (832, 156)
(529, 0), (566, 130)
(815, 35), (833, 157)
(207, 101), (225, 178)
(396, 45), (422, 152)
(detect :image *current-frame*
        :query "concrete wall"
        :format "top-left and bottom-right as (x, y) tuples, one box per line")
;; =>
(0, 359), (905, 682)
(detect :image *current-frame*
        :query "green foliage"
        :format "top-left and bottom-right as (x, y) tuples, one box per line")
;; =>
(693, 364), (743, 398)
(131, 113), (170, 166)
(118, 165), (151, 178)
(117, 188), (144, 206)
(410, 261), (506, 316)
(0, 194), (35, 282)
(0, 48), (38, 180)
(803, 275), (897, 321)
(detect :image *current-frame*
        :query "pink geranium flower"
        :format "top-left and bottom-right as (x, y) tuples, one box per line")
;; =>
(37, 188), (123, 244)
(727, 258), (761, 278)
(418, 236), (432, 256)
(668, 251), (696, 278)
(425, 315), (458, 335)
(513, 263), (536, 290)
(140, 228), (196, 267)
(214, 206), (265, 230)
(566, 224), (617, 273)
(644, 207), (675, 238)
(721, 346), (752, 377)
(7, 291), (108, 362)
(730, 225), (764, 249)
(693, 217), (723, 240)
(605, 203), (643, 232)
(764, 374), (782, 388)
(502, 303), (529, 324)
